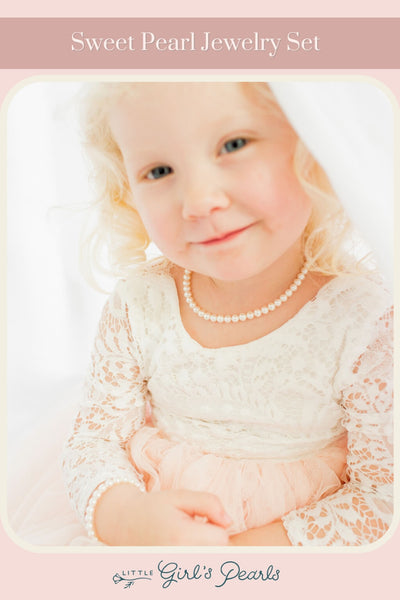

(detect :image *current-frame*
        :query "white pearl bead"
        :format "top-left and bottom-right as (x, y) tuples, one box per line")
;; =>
(285, 289), (293, 297)
(239, 313), (246, 321)
(274, 299), (282, 307)
(193, 306), (200, 314)
(290, 284), (298, 292)
(198, 310), (204, 318)
(217, 315), (224, 323)
(224, 316), (232, 323)
(298, 273), (305, 280)
(280, 294), (288, 302)
(210, 315), (217, 322)
(294, 278), (301, 286)
(232, 315), (239, 322)
(268, 303), (276, 311)
(247, 311), (254, 319)
(254, 309), (262, 317)
(261, 306), (269, 314)
(203, 313), (210, 320)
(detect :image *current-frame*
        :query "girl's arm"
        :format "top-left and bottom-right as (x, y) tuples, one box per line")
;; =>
(229, 520), (292, 546)
(62, 282), (230, 545)
(230, 306), (393, 547)
(62, 283), (148, 535)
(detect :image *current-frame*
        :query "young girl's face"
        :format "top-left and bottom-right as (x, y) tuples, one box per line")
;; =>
(110, 83), (312, 282)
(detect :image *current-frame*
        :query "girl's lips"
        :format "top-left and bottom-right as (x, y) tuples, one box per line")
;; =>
(196, 224), (252, 246)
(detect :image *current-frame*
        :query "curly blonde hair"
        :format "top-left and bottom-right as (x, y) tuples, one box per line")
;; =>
(79, 81), (368, 282)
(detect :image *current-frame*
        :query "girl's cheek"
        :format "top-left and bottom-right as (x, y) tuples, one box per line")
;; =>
(139, 208), (167, 232)
(133, 189), (170, 219)
(234, 172), (276, 211)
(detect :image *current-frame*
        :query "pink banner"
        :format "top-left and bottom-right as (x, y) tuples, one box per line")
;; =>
(0, 18), (399, 68)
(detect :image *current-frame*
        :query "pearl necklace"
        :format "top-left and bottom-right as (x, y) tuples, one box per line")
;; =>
(183, 262), (309, 324)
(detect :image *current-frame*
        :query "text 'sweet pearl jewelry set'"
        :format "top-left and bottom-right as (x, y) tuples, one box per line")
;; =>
(183, 262), (310, 324)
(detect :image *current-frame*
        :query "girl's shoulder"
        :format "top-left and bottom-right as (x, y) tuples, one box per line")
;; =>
(317, 270), (391, 317)
(113, 256), (176, 328)
(330, 272), (393, 392)
(116, 256), (173, 297)
(304, 271), (392, 366)
(319, 271), (392, 359)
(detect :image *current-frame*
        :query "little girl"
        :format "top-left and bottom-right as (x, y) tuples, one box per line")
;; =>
(62, 81), (393, 546)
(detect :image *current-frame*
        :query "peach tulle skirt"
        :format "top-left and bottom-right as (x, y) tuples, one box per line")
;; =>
(8, 410), (347, 545)
(127, 426), (348, 535)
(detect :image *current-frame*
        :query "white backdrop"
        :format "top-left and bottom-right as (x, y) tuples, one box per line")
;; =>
(7, 82), (108, 451)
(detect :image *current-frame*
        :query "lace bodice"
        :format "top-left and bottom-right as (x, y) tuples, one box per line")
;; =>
(62, 259), (393, 545)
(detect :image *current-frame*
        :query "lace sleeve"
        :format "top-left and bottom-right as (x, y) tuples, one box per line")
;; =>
(282, 307), (393, 546)
(62, 283), (147, 525)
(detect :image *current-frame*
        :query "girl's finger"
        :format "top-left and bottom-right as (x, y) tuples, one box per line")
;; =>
(175, 490), (232, 528)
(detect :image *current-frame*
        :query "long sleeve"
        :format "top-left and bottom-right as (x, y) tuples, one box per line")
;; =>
(62, 283), (147, 524)
(282, 307), (393, 545)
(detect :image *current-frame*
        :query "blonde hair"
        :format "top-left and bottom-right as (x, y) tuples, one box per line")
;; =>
(79, 81), (369, 283)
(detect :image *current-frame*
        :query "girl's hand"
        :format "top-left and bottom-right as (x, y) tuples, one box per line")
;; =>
(229, 520), (292, 546)
(94, 484), (232, 546)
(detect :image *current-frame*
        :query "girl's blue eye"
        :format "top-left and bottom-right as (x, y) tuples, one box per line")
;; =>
(221, 138), (247, 154)
(147, 165), (173, 180)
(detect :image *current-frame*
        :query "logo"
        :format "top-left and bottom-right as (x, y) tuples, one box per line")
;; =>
(112, 561), (280, 589)
(113, 570), (153, 589)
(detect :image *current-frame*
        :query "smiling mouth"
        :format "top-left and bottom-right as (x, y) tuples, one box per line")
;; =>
(196, 225), (252, 246)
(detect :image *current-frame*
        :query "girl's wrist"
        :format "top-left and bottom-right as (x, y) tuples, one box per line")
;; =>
(85, 477), (145, 542)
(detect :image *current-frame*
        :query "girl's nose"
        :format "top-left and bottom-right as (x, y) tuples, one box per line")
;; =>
(182, 185), (231, 221)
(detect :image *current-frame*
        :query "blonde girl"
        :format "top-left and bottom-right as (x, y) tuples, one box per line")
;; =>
(62, 81), (393, 546)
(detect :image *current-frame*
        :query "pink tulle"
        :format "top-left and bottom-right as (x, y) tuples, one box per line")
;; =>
(8, 410), (347, 545)
(127, 427), (348, 535)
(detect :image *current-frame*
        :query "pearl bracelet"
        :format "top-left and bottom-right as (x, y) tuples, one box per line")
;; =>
(85, 477), (145, 541)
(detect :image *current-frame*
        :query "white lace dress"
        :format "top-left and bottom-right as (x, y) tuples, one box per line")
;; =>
(60, 259), (393, 546)
(11, 259), (393, 546)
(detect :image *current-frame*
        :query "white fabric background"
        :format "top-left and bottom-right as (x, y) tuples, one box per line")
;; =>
(7, 82), (107, 451)
(6, 80), (394, 454)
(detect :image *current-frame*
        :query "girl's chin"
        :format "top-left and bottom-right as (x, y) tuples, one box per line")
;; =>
(192, 264), (266, 284)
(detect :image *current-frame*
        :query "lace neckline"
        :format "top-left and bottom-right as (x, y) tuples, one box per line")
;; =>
(165, 270), (344, 352)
